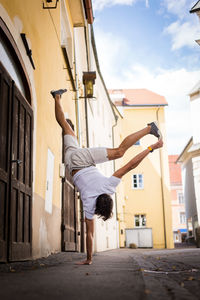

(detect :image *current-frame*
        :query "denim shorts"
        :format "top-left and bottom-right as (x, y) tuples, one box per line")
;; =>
(64, 135), (109, 175)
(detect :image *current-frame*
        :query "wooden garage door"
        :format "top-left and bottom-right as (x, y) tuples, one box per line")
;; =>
(62, 167), (78, 251)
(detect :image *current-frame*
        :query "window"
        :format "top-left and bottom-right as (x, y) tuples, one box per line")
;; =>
(180, 212), (186, 224)
(61, 0), (73, 68)
(177, 192), (184, 204)
(134, 214), (146, 227)
(134, 140), (140, 145)
(132, 174), (144, 189)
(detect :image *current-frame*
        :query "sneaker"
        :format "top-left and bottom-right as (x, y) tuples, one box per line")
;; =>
(147, 121), (162, 139)
(50, 89), (67, 98)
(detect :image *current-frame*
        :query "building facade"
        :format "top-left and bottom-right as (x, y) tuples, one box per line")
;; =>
(168, 155), (187, 243)
(110, 89), (174, 249)
(0, 0), (119, 262)
(177, 81), (200, 240)
(176, 2), (200, 242)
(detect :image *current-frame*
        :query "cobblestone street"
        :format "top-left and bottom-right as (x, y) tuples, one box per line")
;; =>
(0, 248), (200, 300)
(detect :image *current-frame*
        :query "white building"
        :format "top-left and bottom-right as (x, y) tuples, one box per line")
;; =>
(177, 3), (200, 242)
(74, 20), (119, 252)
(177, 81), (200, 240)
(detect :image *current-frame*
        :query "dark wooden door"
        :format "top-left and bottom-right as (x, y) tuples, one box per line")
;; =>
(62, 168), (78, 251)
(62, 126), (78, 252)
(0, 62), (33, 261)
(9, 84), (33, 261)
(0, 62), (12, 262)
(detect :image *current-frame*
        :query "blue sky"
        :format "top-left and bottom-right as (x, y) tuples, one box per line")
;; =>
(92, 0), (200, 154)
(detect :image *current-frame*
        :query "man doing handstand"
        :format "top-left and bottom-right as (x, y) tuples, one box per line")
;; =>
(51, 89), (163, 265)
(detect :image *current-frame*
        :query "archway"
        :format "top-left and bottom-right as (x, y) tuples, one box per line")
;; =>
(0, 18), (33, 261)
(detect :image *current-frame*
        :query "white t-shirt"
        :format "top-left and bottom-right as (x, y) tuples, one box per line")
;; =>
(73, 166), (121, 220)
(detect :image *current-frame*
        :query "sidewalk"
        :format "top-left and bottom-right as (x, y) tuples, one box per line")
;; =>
(0, 248), (200, 300)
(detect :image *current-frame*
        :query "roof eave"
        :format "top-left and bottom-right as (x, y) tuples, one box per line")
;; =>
(176, 137), (193, 163)
(190, 8), (200, 13)
(190, 1), (200, 13)
(122, 104), (168, 107)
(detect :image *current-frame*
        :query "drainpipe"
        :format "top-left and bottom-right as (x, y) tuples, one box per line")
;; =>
(156, 107), (167, 248)
(112, 116), (119, 220)
(73, 29), (84, 252)
(84, 87), (90, 148)
(79, 24), (91, 253)
(73, 29), (82, 146)
(112, 116), (121, 248)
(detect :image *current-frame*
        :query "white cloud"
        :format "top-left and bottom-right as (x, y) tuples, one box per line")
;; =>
(92, 0), (149, 11)
(164, 20), (200, 50)
(95, 28), (200, 154)
(122, 67), (200, 154)
(116, 65), (200, 153)
(162, 0), (200, 50)
(163, 0), (191, 18)
(95, 28), (129, 78)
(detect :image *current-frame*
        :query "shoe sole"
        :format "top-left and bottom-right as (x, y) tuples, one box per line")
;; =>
(50, 89), (67, 98)
(149, 121), (162, 139)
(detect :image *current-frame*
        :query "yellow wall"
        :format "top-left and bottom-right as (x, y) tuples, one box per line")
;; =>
(115, 106), (174, 248)
(0, 0), (76, 207)
(0, 0), (80, 256)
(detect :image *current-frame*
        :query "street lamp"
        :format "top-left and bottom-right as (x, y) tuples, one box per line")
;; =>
(82, 72), (96, 98)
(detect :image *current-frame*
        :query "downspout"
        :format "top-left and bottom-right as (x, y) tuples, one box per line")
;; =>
(112, 116), (119, 220)
(73, 29), (82, 145)
(83, 25), (90, 145)
(73, 29), (84, 252)
(80, 23), (91, 253)
(112, 116), (120, 248)
(156, 107), (167, 248)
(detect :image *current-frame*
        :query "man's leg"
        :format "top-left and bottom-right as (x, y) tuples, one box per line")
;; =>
(107, 126), (151, 160)
(53, 94), (76, 137)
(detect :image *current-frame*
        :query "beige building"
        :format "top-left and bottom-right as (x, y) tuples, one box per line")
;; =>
(168, 155), (186, 243)
(0, 0), (119, 262)
(110, 89), (174, 249)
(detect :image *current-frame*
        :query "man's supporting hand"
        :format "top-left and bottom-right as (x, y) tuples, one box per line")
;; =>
(76, 218), (94, 266)
(76, 259), (92, 265)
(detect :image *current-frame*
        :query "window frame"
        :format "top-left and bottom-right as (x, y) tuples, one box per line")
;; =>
(180, 212), (186, 224)
(132, 174), (144, 190)
(134, 214), (146, 228)
(177, 191), (184, 204)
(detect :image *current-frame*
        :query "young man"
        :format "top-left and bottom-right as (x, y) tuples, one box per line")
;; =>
(51, 89), (163, 265)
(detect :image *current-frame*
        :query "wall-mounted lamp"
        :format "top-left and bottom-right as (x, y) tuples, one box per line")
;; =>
(82, 71), (96, 98)
(43, 0), (59, 9)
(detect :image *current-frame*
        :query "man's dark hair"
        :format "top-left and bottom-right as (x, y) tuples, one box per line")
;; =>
(95, 194), (113, 221)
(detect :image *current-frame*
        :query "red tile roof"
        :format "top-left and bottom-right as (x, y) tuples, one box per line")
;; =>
(109, 89), (168, 106)
(168, 155), (182, 185)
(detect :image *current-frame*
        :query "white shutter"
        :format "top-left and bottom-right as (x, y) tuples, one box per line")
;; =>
(45, 149), (54, 214)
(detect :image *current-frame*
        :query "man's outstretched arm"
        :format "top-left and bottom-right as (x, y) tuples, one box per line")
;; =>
(76, 218), (94, 265)
(113, 139), (163, 179)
